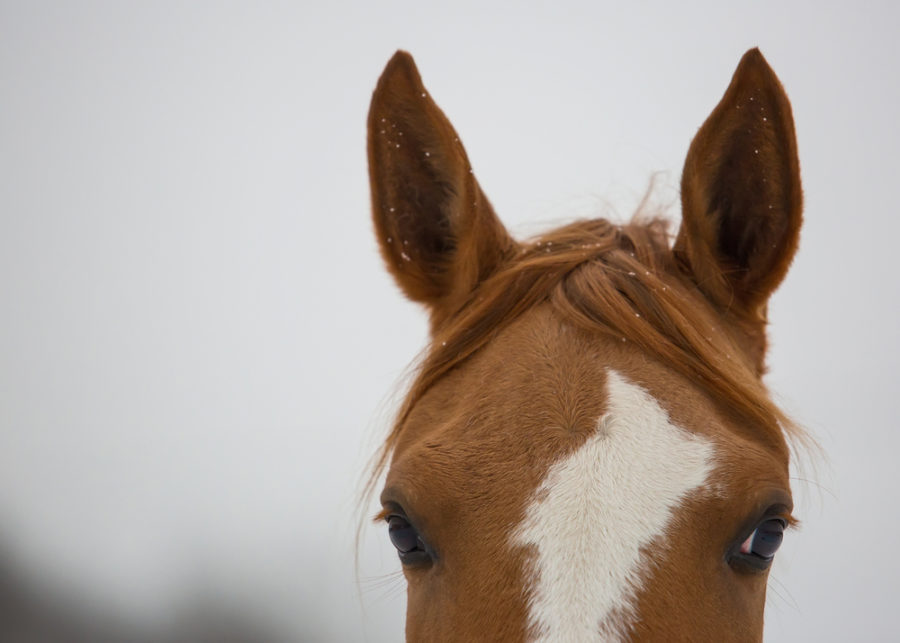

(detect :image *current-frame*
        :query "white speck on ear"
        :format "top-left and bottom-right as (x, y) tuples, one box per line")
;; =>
(512, 370), (715, 642)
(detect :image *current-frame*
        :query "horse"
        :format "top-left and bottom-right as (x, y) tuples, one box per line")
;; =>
(365, 48), (803, 641)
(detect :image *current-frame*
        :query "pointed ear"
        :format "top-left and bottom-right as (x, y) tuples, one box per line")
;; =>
(675, 48), (802, 320)
(368, 51), (517, 325)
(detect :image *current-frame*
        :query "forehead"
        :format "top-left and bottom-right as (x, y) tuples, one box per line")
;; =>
(386, 304), (790, 508)
(392, 305), (789, 471)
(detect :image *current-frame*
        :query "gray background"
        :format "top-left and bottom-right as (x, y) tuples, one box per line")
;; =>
(1, 1), (897, 640)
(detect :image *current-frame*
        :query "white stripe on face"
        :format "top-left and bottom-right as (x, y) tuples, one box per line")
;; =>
(512, 370), (715, 642)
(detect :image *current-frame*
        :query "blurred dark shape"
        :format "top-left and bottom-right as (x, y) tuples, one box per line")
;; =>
(0, 544), (282, 643)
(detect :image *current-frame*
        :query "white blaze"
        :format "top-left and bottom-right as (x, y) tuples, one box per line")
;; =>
(512, 370), (715, 642)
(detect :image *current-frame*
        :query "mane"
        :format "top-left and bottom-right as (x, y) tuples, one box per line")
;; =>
(367, 214), (801, 500)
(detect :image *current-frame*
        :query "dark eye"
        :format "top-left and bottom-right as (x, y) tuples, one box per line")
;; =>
(387, 515), (431, 565)
(388, 515), (420, 552)
(739, 518), (786, 561)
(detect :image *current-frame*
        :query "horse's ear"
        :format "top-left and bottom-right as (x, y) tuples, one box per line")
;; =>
(675, 48), (802, 325)
(368, 51), (516, 326)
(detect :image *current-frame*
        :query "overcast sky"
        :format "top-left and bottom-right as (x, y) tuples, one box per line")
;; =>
(1, 1), (898, 641)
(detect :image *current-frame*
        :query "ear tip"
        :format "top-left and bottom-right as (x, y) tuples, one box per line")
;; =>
(738, 47), (768, 67)
(376, 50), (424, 94)
(388, 49), (416, 68)
(384, 50), (418, 79)
(368, 50), (426, 132)
(734, 47), (780, 83)
(741, 47), (765, 61)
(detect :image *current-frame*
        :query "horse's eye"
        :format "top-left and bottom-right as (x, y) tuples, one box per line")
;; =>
(739, 518), (786, 560)
(387, 515), (421, 553)
(386, 514), (433, 567)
